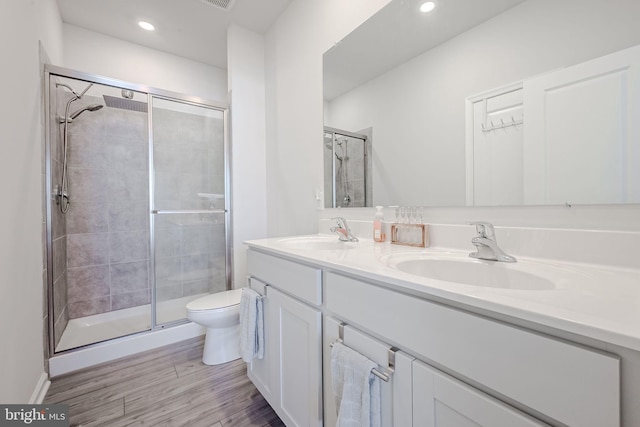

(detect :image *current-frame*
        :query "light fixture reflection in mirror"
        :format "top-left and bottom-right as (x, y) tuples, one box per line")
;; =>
(323, 0), (640, 208)
(419, 1), (436, 13)
(138, 21), (155, 31)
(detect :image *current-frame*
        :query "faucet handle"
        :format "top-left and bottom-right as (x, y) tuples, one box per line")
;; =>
(468, 221), (495, 240)
(331, 216), (347, 228)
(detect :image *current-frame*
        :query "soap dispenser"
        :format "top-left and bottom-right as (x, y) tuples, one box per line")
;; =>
(373, 206), (385, 242)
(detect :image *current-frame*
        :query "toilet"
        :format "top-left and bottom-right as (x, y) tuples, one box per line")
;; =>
(186, 288), (243, 365)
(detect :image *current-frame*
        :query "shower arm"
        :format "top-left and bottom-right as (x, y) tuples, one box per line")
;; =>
(56, 82), (93, 101)
(55, 83), (80, 98)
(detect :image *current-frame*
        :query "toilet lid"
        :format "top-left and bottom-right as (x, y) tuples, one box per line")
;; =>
(186, 289), (243, 311)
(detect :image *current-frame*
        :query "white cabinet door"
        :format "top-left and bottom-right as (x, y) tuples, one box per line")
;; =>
(247, 279), (275, 404)
(269, 287), (322, 427)
(412, 360), (548, 427)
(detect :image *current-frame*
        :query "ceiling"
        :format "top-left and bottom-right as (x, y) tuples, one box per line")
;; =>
(56, 0), (293, 69)
(323, 0), (526, 100)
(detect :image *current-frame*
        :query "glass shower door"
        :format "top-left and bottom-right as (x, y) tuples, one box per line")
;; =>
(150, 96), (228, 326)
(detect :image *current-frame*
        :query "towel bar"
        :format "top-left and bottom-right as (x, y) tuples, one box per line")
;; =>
(330, 340), (391, 382)
(332, 322), (396, 382)
(247, 278), (268, 299)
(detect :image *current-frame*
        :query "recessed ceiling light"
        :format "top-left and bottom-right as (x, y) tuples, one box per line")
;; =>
(419, 1), (436, 13)
(138, 21), (155, 31)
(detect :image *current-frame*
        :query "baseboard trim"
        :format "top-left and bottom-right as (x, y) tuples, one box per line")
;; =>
(29, 372), (51, 404)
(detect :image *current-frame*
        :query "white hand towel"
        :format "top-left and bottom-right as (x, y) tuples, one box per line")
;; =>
(331, 342), (382, 427)
(239, 287), (264, 362)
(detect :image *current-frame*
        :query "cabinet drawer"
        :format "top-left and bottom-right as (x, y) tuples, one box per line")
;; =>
(325, 272), (619, 427)
(247, 249), (322, 305)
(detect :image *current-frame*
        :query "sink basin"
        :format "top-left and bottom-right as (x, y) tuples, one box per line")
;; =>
(382, 253), (555, 290)
(277, 235), (357, 251)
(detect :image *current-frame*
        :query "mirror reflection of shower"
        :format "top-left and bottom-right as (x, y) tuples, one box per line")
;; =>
(323, 127), (371, 208)
(55, 82), (103, 214)
(329, 136), (351, 205)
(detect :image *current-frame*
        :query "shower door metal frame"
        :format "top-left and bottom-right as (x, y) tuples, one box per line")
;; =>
(44, 64), (232, 356)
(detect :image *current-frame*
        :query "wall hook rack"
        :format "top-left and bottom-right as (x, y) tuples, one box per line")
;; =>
(481, 116), (523, 132)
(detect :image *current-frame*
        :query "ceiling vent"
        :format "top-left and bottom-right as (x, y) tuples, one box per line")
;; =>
(199, 0), (237, 11)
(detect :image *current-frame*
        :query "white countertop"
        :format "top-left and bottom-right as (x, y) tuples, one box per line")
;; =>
(245, 234), (640, 352)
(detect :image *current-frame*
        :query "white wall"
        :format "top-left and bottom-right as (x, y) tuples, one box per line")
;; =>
(227, 25), (267, 287)
(264, 0), (392, 237)
(63, 24), (227, 101)
(326, 0), (640, 207)
(36, 0), (64, 65)
(268, 0), (640, 233)
(0, 0), (63, 403)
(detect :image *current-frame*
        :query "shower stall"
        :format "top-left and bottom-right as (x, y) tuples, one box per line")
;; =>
(44, 65), (230, 355)
(323, 127), (371, 208)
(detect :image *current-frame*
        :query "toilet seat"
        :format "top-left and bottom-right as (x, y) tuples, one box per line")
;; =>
(186, 288), (242, 312)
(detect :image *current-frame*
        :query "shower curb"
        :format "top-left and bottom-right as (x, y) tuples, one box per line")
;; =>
(49, 322), (204, 377)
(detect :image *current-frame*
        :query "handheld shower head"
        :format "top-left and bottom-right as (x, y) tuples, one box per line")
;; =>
(69, 104), (103, 120)
(60, 104), (103, 124)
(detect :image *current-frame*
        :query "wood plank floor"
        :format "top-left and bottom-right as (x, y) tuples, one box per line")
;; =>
(45, 336), (284, 427)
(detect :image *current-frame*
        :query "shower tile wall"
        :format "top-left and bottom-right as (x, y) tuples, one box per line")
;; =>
(153, 107), (227, 304)
(64, 95), (151, 319)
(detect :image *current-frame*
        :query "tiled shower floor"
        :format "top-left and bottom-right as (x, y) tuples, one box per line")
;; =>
(56, 293), (207, 351)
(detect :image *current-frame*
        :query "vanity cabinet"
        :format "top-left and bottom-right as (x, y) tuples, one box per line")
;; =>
(246, 250), (323, 427)
(324, 271), (620, 427)
(246, 247), (621, 427)
(324, 315), (549, 427)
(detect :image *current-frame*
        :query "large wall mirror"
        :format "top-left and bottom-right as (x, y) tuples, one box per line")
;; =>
(323, 0), (640, 207)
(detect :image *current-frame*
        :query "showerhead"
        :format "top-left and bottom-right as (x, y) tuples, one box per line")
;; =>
(324, 137), (347, 161)
(103, 95), (148, 113)
(69, 104), (103, 120)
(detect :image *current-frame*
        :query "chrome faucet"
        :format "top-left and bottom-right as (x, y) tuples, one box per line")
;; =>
(330, 217), (359, 242)
(468, 222), (516, 263)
